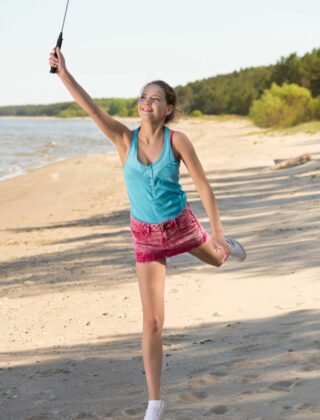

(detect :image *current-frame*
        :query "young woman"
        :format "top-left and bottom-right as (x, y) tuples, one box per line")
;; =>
(49, 47), (246, 420)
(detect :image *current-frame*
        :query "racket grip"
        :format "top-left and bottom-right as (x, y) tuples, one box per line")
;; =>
(50, 32), (63, 74)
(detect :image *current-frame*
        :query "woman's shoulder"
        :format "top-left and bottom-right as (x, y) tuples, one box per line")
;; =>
(170, 129), (197, 161)
(170, 130), (192, 149)
(169, 129), (191, 161)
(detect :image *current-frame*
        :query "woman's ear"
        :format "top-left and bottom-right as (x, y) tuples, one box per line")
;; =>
(167, 104), (174, 116)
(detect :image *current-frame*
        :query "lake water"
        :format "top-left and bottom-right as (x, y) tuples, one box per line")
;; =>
(0, 118), (138, 182)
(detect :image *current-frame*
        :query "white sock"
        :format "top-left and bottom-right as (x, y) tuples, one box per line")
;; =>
(148, 399), (162, 409)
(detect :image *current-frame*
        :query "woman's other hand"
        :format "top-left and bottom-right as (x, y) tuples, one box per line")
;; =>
(211, 235), (230, 264)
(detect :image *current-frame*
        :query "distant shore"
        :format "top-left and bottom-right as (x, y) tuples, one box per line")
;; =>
(0, 115), (141, 122)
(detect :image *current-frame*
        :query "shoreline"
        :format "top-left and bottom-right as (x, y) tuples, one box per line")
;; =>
(0, 116), (140, 183)
(0, 150), (119, 183)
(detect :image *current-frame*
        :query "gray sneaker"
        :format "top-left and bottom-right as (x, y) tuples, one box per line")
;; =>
(224, 236), (246, 262)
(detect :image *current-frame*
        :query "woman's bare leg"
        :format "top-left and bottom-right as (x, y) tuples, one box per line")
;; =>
(188, 236), (226, 266)
(136, 258), (166, 400)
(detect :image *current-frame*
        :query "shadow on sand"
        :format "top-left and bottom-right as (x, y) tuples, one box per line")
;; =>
(1, 310), (320, 419)
(1, 156), (319, 298)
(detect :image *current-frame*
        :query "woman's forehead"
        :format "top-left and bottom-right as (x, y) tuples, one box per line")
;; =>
(141, 84), (165, 97)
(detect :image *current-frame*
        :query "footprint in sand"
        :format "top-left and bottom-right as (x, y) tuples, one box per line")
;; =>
(277, 351), (309, 364)
(268, 380), (296, 392)
(301, 364), (320, 372)
(209, 405), (229, 415)
(190, 374), (217, 387)
(209, 369), (229, 378)
(233, 344), (259, 354)
(122, 406), (143, 416)
(240, 373), (260, 384)
(163, 334), (190, 344)
(35, 368), (72, 377)
(169, 288), (179, 294)
(29, 390), (57, 406)
(65, 412), (97, 420)
(311, 356), (320, 365)
(179, 390), (207, 402)
(238, 390), (254, 396)
(297, 402), (320, 413)
(282, 404), (294, 410)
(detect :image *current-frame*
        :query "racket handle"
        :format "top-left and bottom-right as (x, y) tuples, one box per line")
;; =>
(50, 32), (63, 74)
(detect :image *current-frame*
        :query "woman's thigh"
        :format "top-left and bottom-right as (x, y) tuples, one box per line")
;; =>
(136, 259), (166, 324)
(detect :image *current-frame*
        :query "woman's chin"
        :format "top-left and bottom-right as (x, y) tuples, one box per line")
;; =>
(139, 113), (156, 121)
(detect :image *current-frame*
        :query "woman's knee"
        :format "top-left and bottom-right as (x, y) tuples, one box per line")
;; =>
(143, 315), (164, 334)
(214, 255), (224, 267)
(188, 237), (226, 267)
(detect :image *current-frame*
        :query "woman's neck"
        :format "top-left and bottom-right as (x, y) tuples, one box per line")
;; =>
(139, 120), (165, 144)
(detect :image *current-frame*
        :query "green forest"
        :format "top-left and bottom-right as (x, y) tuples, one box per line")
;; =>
(1, 47), (320, 127)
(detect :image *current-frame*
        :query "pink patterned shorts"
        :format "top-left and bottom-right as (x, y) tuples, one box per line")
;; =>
(130, 202), (208, 263)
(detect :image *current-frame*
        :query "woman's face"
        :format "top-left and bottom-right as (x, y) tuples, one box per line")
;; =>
(138, 84), (173, 123)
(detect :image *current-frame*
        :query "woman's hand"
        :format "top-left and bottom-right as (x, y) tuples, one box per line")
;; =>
(49, 46), (67, 76)
(211, 235), (230, 264)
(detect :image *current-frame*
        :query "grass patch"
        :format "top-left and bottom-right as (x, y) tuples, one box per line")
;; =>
(181, 114), (320, 135)
(247, 120), (320, 136)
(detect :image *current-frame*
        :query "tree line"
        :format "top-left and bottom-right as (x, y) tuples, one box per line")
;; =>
(1, 47), (319, 122)
(0, 98), (139, 118)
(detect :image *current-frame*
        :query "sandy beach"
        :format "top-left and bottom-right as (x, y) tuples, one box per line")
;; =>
(1, 117), (320, 420)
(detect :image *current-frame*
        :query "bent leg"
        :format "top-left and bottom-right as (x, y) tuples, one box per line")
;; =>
(136, 258), (166, 400)
(188, 236), (225, 267)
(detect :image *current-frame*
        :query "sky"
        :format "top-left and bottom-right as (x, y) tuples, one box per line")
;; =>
(0, 0), (319, 106)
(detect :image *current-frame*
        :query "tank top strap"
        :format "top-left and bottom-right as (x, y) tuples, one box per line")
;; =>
(164, 126), (177, 163)
(170, 129), (174, 150)
(132, 127), (139, 149)
(159, 126), (170, 164)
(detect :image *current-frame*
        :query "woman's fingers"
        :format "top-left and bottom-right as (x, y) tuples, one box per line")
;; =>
(210, 238), (218, 252)
(56, 47), (63, 61)
(49, 49), (59, 67)
(49, 46), (66, 74)
(49, 56), (58, 65)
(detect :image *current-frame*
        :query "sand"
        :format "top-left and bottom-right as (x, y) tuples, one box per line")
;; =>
(0, 117), (320, 419)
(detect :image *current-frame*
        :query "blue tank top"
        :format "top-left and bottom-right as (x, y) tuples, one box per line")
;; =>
(122, 126), (187, 223)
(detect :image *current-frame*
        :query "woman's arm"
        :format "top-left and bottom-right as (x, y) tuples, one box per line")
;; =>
(49, 47), (131, 146)
(173, 131), (230, 255)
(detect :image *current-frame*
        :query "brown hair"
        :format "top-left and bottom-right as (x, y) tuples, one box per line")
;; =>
(142, 80), (179, 124)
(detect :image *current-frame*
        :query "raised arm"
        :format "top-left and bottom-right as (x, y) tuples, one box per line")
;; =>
(48, 47), (132, 147)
